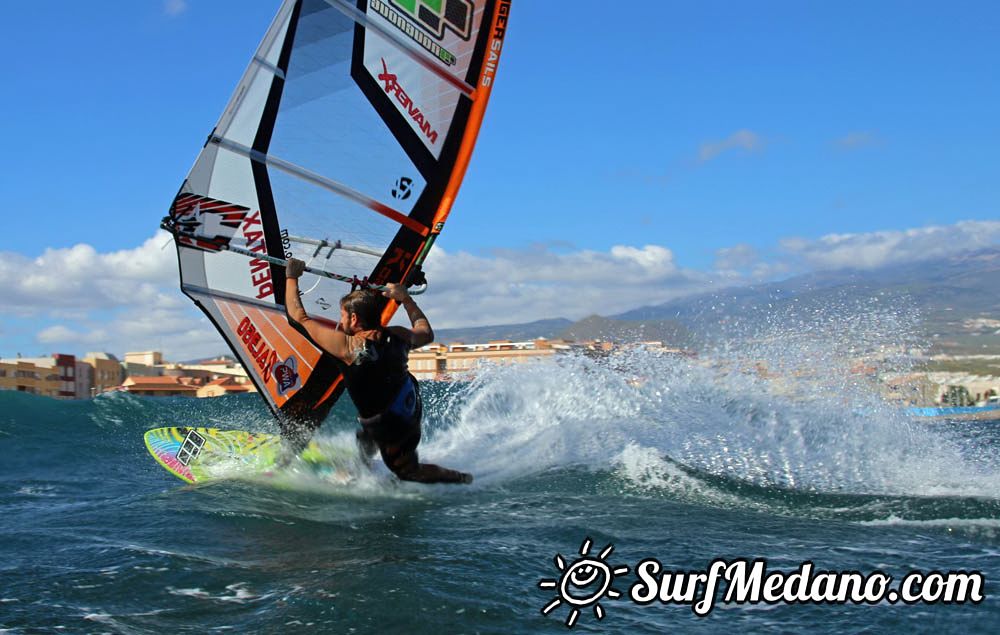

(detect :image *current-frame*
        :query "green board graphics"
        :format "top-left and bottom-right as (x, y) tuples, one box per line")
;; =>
(144, 427), (353, 484)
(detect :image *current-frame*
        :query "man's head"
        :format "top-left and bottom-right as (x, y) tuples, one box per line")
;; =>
(339, 289), (382, 334)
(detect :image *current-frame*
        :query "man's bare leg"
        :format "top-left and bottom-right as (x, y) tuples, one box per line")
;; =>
(383, 445), (472, 484)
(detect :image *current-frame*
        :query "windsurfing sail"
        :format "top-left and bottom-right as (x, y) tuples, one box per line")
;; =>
(161, 0), (511, 432)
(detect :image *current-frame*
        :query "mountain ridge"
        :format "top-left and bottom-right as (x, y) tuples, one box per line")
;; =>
(435, 247), (1000, 354)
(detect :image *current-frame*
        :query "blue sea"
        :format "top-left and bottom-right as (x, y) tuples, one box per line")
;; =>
(2, 349), (998, 633)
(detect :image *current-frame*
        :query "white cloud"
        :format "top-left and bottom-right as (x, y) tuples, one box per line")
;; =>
(420, 244), (719, 328)
(37, 325), (101, 344)
(164, 0), (188, 17)
(714, 243), (759, 271)
(698, 129), (765, 162)
(4, 219), (999, 358)
(33, 307), (227, 362)
(610, 245), (676, 275)
(2, 233), (724, 355)
(0, 231), (227, 359)
(0, 232), (178, 317)
(779, 220), (1000, 271)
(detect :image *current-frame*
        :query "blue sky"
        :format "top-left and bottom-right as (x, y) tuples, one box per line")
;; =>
(1, 0), (998, 359)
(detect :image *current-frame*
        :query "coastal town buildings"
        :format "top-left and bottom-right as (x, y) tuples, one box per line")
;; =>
(122, 351), (164, 379)
(0, 358), (63, 397)
(0, 340), (625, 398)
(121, 375), (200, 397)
(0, 352), (122, 398)
(74, 361), (93, 399)
(409, 339), (557, 380)
(407, 338), (621, 380)
(196, 376), (255, 398)
(1, 342), (997, 407)
(116, 354), (256, 397)
(118, 371), (255, 398)
(0, 354), (77, 398)
(0, 351), (253, 399)
(124, 352), (163, 367)
(83, 353), (124, 395)
(163, 357), (253, 379)
(879, 368), (999, 407)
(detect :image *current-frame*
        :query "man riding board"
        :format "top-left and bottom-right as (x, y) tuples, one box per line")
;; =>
(283, 257), (472, 484)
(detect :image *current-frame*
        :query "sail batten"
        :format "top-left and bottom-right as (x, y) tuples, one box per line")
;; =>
(252, 56), (287, 80)
(164, 0), (511, 428)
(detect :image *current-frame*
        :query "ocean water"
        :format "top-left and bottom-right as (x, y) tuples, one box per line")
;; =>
(2, 347), (999, 634)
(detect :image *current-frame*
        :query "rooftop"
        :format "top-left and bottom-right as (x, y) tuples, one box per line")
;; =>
(122, 376), (198, 392)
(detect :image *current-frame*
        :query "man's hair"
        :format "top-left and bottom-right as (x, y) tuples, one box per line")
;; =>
(340, 289), (382, 329)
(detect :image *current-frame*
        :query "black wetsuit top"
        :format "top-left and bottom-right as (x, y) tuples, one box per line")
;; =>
(343, 329), (412, 419)
(341, 329), (468, 484)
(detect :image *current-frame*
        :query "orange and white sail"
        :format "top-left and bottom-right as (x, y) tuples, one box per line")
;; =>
(161, 0), (511, 427)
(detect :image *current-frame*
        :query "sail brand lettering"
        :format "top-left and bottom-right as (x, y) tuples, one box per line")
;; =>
(481, 1), (510, 87)
(280, 228), (293, 259)
(378, 58), (439, 144)
(241, 210), (273, 299)
(236, 317), (279, 383)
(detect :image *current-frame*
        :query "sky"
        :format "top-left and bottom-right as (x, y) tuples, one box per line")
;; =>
(1, 0), (999, 360)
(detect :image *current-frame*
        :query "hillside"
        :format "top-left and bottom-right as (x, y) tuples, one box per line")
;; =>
(433, 318), (574, 344)
(616, 247), (1000, 354)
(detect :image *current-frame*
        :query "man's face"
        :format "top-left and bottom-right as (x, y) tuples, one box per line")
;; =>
(340, 307), (358, 335)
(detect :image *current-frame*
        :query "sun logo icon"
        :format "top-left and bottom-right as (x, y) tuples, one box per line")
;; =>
(538, 537), (629, 628)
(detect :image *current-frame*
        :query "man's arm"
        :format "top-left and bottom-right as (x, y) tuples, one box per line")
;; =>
(384, 283), (433, 349)
(284, 259), (352, 362)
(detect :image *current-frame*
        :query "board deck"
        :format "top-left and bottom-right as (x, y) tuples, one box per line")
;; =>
(144, 427), (352, 484)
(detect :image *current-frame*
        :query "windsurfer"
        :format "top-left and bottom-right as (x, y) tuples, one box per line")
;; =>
(283, 257), (472, 484)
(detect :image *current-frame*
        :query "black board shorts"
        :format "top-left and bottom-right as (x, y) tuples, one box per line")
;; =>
(357, 376), (422, 467)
